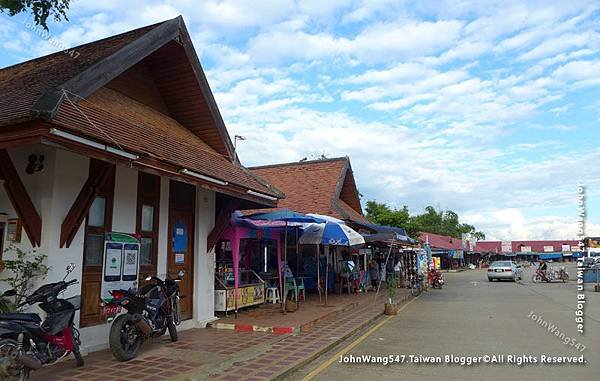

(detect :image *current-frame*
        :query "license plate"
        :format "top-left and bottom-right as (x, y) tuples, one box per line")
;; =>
(495, 269), (502, 272)
(102, 304), (121, 317)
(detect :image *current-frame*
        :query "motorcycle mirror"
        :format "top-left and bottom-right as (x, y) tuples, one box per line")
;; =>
(178, 270), (185, 278)
(2, 289), (16, 297)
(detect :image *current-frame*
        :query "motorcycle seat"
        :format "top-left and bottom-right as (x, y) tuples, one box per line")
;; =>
(0, 313), (41, 323)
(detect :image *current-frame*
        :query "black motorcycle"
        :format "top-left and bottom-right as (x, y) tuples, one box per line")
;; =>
(0, 263), (83, 381)
(104, 270), (184, 361)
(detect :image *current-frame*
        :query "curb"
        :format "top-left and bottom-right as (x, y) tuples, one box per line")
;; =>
(273, 293), (414, 380)
(208, 300), (362, 335)
(209, 322), (298, 334)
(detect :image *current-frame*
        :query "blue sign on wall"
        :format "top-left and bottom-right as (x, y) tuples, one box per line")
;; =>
(173, 221), (187, 253)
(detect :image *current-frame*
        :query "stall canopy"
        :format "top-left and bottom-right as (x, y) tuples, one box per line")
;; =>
(539, 253), (563, 260)
(350, 222), (415, 244)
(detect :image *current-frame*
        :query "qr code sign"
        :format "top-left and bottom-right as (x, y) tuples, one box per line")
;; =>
(126, 252), (137, 265)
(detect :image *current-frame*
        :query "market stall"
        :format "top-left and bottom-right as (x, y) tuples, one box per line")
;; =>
(215, 221), (283, 314)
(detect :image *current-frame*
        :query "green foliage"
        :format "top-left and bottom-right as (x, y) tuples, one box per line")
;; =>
(0, 0), (70, 30)
(365, 201), (486, 240)
(1, 246), (50, 312)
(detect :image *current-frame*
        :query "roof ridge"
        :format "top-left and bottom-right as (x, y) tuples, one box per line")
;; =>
(0, 18), (173, 72)
(249, 156), (348, 169)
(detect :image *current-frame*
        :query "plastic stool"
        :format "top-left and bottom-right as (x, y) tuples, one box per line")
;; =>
(266, 287), (280, 304)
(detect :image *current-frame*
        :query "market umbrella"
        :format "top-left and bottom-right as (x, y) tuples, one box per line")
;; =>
(242, 209), (324, 312)
(299, 222), (365, 305)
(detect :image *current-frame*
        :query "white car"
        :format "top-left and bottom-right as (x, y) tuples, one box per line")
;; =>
(487, 261), (522, 282)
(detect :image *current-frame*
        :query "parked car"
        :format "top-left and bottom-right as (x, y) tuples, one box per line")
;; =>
(487, 261), (522, 282)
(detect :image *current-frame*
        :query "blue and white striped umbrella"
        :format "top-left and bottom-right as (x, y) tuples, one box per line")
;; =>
(299, 222), (365, 246)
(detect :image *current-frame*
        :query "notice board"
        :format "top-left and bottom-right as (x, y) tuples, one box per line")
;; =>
(100, 232), (140, 301)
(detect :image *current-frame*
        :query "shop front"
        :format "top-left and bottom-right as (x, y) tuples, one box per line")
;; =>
(0, 17), (283, 353)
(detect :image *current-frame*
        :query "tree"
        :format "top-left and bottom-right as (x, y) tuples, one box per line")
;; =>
(1, 0), (70, 30)
(365, 201), (486, 240)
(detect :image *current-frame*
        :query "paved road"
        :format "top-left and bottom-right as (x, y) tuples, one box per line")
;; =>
(290, 264), (600, 381)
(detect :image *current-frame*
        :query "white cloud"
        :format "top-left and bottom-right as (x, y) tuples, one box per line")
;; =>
(2, 0), (598, 241)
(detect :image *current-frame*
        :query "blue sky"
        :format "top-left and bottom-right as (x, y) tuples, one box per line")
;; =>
(1, 0), (598, 240)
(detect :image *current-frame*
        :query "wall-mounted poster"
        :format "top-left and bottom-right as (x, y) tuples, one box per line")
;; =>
(101, 233), (140, 301)
(172, 221), (187, 253)
(501, 241), (512, 253)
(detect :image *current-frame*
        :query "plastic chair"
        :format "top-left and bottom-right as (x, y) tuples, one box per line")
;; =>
(295, 278), (306, 301)
(284, 278), (297, 302)
(266, 287), (280, 304)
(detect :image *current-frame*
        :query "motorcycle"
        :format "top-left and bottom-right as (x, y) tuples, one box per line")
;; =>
(104, 270), (184, 361)
(532, 267), (569, 283)
(0, 263), (83, 381)
(430, 270), (444, 289)
(410, 271), (424, 297)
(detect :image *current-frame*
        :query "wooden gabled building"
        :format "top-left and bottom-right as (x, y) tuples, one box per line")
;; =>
(0, 16), (282, 352)
(250, 157), (368, 223)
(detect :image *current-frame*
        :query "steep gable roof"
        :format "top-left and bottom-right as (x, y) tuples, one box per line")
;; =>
(249, 157), (368, 222)
(0, 17), (283, 204)
(1, 16), (234, 160)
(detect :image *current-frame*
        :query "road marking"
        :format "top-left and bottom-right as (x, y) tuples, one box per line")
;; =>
(301, 297), (419, 381)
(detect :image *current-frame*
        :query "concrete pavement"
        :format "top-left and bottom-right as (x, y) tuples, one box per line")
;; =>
(289, 264), (600, 381)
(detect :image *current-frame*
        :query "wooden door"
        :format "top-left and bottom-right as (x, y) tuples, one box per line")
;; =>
(80, 160), (115, 327)
(167, 181), (195, 320)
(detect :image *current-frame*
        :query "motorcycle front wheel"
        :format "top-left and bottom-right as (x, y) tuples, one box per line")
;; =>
(410, 284), (421, 296)
(171, 295), (182, 326)
(561, 273), (569, 283)
(0, 338), (30, 381)
(167, 317), (178, 342)
(532, 274), (540, 283)
(109, 314), (143, 362)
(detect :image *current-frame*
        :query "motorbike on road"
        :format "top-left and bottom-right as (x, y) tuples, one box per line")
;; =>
(0, 263), (83, 381)
(532, 266), (569, 283)
(104, 270), (184, 361)
(430, 269), (444, 289)
(410, 271), (424, 296)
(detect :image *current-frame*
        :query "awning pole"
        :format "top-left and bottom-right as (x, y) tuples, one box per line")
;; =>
(282, 220), (288, 314)
(317, 244), (321, 304)
(375, 241), (395, 303)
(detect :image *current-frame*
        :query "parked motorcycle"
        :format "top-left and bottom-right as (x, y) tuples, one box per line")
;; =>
(410, 271), (424, 296)
(0, 263), (83, 381)
(104, 270), (184, 361)
(532, 267), (569, 283)
(430, 270), (444, 289)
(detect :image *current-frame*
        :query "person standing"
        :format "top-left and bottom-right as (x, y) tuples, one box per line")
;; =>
(369, 260), (380, 289)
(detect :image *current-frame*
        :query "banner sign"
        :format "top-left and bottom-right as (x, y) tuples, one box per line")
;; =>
(501, 242), (512, 253)
(520, 246), (531, 253)
(544, 246), (554, 252)
(101, 232), (140, 301)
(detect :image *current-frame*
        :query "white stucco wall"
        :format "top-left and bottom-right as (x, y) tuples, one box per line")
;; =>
(193, 187), (217, 326)
(0, 145), (217, 354)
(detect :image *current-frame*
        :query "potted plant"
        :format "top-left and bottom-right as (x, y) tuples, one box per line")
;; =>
(384, 275), (398, 315)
